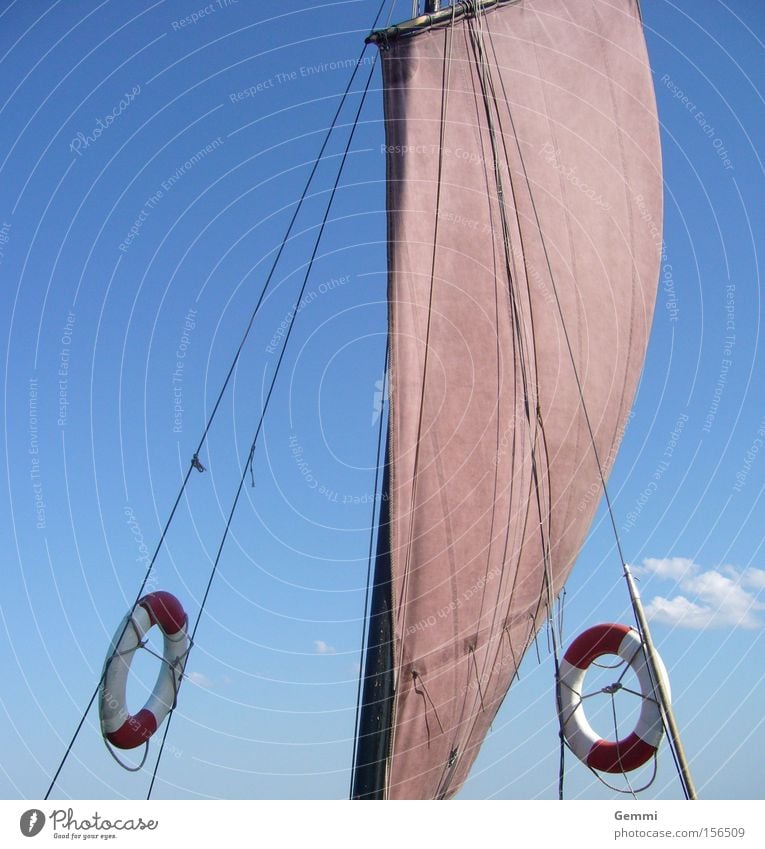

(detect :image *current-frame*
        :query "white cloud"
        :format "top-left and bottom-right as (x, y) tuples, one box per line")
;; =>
(637, 557), (765, 630)
(639, 557), (698, 582)
(187, 671), (213, 688)
(313, 640), (336, 654)
(742, 567), (765, 591)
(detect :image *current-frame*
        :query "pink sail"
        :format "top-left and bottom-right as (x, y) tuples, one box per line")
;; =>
(378, 0), (662, 798)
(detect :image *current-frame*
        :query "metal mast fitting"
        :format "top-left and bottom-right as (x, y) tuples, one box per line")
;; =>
(368, 1), (516, 44)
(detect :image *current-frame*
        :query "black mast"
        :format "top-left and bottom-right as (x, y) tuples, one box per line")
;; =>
(351, 0), (453, 800)
(351, 454), (394, 799)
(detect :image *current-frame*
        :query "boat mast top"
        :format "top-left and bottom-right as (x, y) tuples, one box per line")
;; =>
(369, 1), (515, 44)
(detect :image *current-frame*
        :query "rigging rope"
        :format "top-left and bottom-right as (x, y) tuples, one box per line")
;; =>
(462, 6), (570, 799)
(558, 691), (659, 797)
(479, 20), (695, 798)
(147, 51), (382, 801)
(459, 8), (692, 801)
(44, 0), (390, 800)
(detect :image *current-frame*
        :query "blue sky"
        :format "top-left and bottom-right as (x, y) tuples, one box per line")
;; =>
(0, 0), (763, 801)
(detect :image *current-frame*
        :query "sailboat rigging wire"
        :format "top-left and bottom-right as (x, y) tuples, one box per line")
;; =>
(43, 1), (391, 801)
(349, 342), (390, 798)
(147, 54), (381, 801)
(481, 21), (696, 801)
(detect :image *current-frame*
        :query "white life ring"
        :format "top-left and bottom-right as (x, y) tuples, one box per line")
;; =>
(99, 591), (189, 750)
(557, 623), (669, 773)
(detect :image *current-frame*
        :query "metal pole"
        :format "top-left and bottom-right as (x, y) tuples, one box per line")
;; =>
(369, 1), (514, 45)
(623, 563), (698, 800)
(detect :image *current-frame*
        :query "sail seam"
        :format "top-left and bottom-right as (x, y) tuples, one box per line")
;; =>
(388, 15), (457, 798)
(430, 8), (548, 796)
(429, 14), (509, 793)
(447, 7), (567, 797)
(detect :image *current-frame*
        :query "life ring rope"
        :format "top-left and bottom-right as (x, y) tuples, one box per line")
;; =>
(102, 736), (149, 773)
(104, 619), (192, 678)
(559, 641), (653, 703)
(104, 639), (191, 712)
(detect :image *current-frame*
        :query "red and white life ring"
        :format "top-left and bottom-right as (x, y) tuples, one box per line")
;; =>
(557, 623), (669, 774)
(99, 591), (189, 750)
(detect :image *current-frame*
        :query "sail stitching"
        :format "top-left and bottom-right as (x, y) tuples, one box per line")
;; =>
(426, 16), (510, 791)
(388, 14), (457, 798)
(446, 11), (560, 791)
(467, 2), (511, 694)
(515, 7), (587, 583)
(482, 11), (616, 795)
(483, 3), (638, 676)
(474, 11), (555, 675)
(465, 0), (526, 709)
(394, 22), (456, 617)
(480, 23), (551, 663)
(431, 8), (558, 795)
(424, 10), (515, 795)
(456, 8), (518, 773)
(485, 36), (556, 670)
